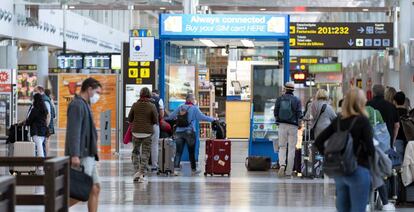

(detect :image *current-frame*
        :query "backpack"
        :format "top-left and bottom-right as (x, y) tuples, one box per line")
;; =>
(401, 114), (414, 141)
(323, 117), (359, 177)
(278, 96), (294, 122)
(176, 106), (191, 128)
(212, 120), (226, 139)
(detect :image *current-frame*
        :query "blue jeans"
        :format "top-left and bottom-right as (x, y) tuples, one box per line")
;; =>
(334, 166), (371, 212)
(395, 139), (405, 162)
(174, 130), (196, 170)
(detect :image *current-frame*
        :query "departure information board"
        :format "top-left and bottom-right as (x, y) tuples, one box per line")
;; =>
(290, 22), (393, 49)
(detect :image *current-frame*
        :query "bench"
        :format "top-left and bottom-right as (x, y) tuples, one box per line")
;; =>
(0, 176), (15, 212)
(0, 157), (70, 212)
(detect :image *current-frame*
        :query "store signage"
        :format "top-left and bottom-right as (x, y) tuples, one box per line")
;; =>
(129, 37), (155, 62)
(18, 64), (37, 71)
(0, 69), (12, 92)
(309, 63), (342, 73)
(290, 22), (393, 49)
(160, 14), (289, 37)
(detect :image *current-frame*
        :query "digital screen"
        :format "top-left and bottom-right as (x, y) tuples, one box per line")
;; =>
(111, 55), (121, 70)
(57, 55), (83, 69)
(84, 55), (110, 69)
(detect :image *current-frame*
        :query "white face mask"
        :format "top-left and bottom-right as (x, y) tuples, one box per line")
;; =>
(90, 93), (100, 104)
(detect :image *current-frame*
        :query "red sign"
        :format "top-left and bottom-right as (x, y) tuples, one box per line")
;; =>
(0, 70), (11, 92)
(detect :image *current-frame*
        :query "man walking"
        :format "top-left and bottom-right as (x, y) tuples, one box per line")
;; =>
(274, 82), (302, 177)
(150, 89), (164, 171)
(65, 78), (102, 212)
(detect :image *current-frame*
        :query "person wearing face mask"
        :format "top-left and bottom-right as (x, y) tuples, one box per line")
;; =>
(65, 77), (101, 212)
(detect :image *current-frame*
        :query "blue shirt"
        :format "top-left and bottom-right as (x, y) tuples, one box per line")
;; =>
(167, 104), (214, 132)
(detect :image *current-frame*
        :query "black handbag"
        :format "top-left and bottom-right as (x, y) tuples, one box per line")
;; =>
(70, 166), (93, 201)
(245, 156), (271, 171)
(310, 104), (327, 140)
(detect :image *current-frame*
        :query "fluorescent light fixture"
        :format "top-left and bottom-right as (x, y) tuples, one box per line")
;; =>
(241, 39), (255, 48)
(362, 8), (369, 12)
(69, 6), (75, 9)
(200, 39), (217, 47)
(260, 8), (267, 11)
(160, 7), (166, 10)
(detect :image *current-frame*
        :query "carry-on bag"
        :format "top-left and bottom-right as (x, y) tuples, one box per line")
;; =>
(212, 121), (226, 139)
(70, 166), (93, 201)
(157, 138), (176, 175)
(245, 156), (271, 171)
(9, 125), (36, 174)
(204, 139), (231, 176)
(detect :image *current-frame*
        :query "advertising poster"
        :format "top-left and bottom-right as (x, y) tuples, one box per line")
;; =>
(0, 94), (11, 136)
(58, 74), (117, 129)
(125, 84), (152, 117)
(167, 65), (195, 110)
(17, 71), (37, 104)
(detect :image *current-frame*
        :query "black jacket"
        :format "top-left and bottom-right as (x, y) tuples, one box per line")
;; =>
(26, 107), (48, 137)
(315, 115), (375, 168)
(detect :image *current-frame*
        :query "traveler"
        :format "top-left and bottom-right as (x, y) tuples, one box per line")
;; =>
(274, 82), (302, 177)
(366, 105), (395, 211)
(315, 88), (375, 212)
(128, 87), (159, 183)
(26, 93), (49, 159)
(385, 87), (397, 104)
(43, 88), (55, 155)
(394, 91), (408, 160)
(166, 93), (216, 176)
(150, 89), (164, 171)
(367, 85), (400, 149)
(32, 86), (53, 156)
(65, 77), (102, 212)
(310, 89), (337, 139)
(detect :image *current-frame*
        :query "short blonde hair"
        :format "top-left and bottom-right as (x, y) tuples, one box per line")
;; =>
(341, 88), (368, 118)
(315, 89), (329, 101)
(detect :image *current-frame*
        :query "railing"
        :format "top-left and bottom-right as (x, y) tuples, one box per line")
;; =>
(0, 176), (16, 212)
(0, 157), (70, 212)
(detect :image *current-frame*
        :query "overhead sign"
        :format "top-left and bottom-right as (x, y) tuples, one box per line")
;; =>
(290, 22), (393, 49)
(309, 63), (342, 73)
(18, 65), (37, 71)
(129, 37), (155, 62)
(0, 69), (13, 92)
(290, 56), (338, 71)
(160, 14), (289, 38)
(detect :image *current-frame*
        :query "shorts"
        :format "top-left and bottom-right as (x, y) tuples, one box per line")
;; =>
(80, 157), (100, 185)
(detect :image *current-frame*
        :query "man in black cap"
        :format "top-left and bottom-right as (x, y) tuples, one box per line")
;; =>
(274, 82), (302, 177)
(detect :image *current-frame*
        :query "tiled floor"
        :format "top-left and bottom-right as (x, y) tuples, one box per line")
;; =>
(1, 130), (413, 212)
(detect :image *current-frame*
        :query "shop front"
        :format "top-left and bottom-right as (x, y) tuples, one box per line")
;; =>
(159, 14), (290, 162)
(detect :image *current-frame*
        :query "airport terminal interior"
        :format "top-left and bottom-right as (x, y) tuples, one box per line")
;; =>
(0, 0), (414, 211)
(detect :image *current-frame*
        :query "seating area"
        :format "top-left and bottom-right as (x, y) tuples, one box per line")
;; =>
(0, 157), (70, 212)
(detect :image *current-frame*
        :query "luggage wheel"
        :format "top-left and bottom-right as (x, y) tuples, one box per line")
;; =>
(203, 172), (207, 176)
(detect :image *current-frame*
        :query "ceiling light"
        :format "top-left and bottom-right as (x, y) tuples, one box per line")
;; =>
(362, 8), (369, 12)
(241, 39), (255, 48)
(200, 39), (217, 47)
(160, 7), (166, 10)
(259, 8), (266, 11)
(69, 6), (75, 9)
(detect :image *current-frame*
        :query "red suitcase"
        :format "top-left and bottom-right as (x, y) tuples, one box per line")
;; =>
(204, 139), (231, 176)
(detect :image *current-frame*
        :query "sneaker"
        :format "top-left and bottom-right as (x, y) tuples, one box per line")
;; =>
(133, 172), (142, 182)
(382, 203), (396, 211)
(173, 170), (181, 176)
(278, 166), (286, 177)
(192, 169), (201, 176)
(366, 204), (371, 212)
(137, 175), (146, 183)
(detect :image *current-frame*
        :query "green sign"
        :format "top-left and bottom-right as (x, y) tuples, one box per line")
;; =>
(309, 63), (342, 73)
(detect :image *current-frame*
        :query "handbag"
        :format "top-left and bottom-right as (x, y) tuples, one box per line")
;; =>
(123, 123), (132, 144)
(245, 156), (271, 171)
(70, 166), (93, 202)
(401, 115), (414, 141)
(373, 111), (391, 152)
(310, 104), (327, 140)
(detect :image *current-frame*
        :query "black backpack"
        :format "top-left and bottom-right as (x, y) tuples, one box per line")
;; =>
(212, 120), (226, 139)
(176, 106), (191, 128)
(323, 117), (359, 177)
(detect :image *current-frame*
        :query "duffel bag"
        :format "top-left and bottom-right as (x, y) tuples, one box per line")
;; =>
(245, 156), (271, 171)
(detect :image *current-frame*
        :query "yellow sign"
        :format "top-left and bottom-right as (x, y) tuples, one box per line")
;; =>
(136, 78), (142, 84)
(128, 68), (138, 78)
(131, 30), (139, 37)
(290, 38), (296, 46)
(289, 26), (296, 34)
(140, 68), (150, 78)
(140, 61), (150, 67)
(129, 61), (139, 66)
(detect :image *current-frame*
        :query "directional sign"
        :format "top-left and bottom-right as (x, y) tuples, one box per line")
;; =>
(290, 22), (393, 49)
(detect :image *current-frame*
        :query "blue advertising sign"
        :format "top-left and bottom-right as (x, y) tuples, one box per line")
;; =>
(160, 14), (289, 38)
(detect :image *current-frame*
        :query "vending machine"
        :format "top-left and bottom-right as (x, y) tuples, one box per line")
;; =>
(0, 69), (17, 137)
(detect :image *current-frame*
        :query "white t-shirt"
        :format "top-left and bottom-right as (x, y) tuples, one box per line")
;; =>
(158, 98), (164, 110)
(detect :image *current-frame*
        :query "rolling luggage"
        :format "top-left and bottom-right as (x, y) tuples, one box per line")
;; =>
(157, 138), (176, 175)
(8, 125), (36, 174)
(301, 126), (324, 179)
(205, 139), (231, 176)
